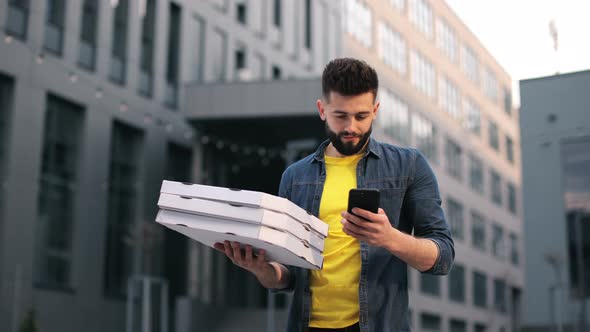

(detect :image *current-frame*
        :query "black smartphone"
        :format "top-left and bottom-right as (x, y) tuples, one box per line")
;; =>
(347, 189), (380, 218)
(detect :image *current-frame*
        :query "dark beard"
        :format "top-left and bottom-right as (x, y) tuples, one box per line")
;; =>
(325, 123), (372, 156)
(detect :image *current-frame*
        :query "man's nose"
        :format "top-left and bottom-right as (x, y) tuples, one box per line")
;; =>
(344, 118), (359, 134)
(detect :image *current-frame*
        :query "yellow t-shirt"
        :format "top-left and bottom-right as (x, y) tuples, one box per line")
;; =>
(309, 153), (363, 328)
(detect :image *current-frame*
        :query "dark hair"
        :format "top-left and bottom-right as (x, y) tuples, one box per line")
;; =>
(321, 58), (379, 102)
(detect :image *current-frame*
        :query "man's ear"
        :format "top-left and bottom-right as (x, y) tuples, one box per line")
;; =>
(317, 99), (326, 121)
(373, 101), (380, 118)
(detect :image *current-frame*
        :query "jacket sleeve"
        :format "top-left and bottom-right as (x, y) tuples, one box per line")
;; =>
(402, 150), (455, 275)
(270, 167), (298, 292)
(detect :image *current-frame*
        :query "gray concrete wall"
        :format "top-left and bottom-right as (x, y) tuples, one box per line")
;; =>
(519, 70), (590, 329)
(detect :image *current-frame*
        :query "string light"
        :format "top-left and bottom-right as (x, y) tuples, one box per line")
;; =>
(1, 31), (232, 146)
(143, 114), (153, 125)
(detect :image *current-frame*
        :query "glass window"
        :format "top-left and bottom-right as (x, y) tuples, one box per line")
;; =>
(409, 0), (432, 39)
(439, 76), (461, 120)
(378, 22), (406, 75)
(509, 233), (519, 266)
(5, 0), (30, 40)
(473, 270), (487, 308)
(138, 0), (156, 97)
(506, 136), (514, 163)
(411, 112), (437, 163)
(488, 120), (499, 151)
(304, 0), (312, 49)
(36, 94), (84, 290)
(44, 0), (66, 55)
(447, 197), (464, 240)
(469, 154), (484, 194)
(491, 170), (502, 205)
(494, 278), (507, 313)
(411, 50), (436, 98)
(208, 29), (227, 82)
(166, 143), (193, 182)
(234, 44), (248, 80)
(449, 264), (465, 302)
(420, 313), (441, 331)
(272, 65), (281, 80)
(449, 319), (467, 332)
(562, 138), (590, 297)
(507, 182), (517, 214)
(463, 97), (481, 135)
(78, 0), (99, 71)
(474, 323), (487, 332)
(483, 66), (498, 103)
(189, 15), (205, 83)
(379, 89), (410, 145)
(0, 75), (15, 221)
(445, 138), (462, 181)
(103, 121), (144, 297)
(110, 0), (129, 85)
(345, 0), (372, 48)
(471, 210), (486, 251)
(420, 273), (440, 296)
(436, 18), (457, 62)
(273, 0), (282, 28)
(504, 87), (512, 115)
(165, 2), (182, 109)
(492, 224), (505, 259)
(461, 44), (479, 85)
(236, 1), (247, 24)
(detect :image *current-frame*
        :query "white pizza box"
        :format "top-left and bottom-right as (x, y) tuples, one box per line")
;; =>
(155, 209), (323, 270)
(160, 180), (328, 237)
(157, 193), (325, 252)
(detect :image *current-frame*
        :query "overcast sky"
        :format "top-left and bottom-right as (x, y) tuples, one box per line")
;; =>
(446, 0), (590, 105)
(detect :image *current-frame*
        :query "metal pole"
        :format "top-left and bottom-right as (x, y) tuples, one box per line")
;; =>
(126, 277), (135, 332)
(575, 213), (587, 332)
(549, 285), (556, 332)
(267, 291), (276, 332)
(142, 277), (151, 332)
(11, 264), (22, 332)
(161, 281), (169, 332)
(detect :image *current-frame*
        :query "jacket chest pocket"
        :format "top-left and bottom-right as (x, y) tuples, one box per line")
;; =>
(365, 178), (408, 227)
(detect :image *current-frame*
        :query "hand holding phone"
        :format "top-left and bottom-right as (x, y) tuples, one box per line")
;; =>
(347, 189), (380, 219)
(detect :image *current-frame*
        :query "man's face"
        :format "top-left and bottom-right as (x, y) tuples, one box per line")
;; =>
(318, 91), (379, 156)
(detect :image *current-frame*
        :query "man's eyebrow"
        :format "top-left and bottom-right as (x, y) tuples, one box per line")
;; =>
(333, 110), (371, 115)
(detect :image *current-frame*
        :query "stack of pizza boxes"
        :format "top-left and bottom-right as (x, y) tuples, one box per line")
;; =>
(156, 180), (328, 269)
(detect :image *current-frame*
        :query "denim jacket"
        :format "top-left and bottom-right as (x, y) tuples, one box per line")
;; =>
(277, 138), (455, 332)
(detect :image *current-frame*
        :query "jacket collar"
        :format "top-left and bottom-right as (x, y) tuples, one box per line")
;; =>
(311, 137), (382, 163)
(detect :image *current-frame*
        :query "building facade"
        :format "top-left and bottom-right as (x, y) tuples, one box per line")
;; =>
(519, 70), (590, 332)
(337, 1), (524, 331)
(0, 1), (523, 332)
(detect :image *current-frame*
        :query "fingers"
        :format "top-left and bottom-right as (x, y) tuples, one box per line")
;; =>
(231, 241), (245, 262)
(218, 241), (266, 269)
(341, 210), (373, 227)
(341, 217), (365, 235)
(349, 207), (375, 221)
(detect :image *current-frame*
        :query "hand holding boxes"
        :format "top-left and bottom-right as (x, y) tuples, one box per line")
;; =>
(155, 181), (328, 270)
